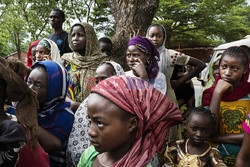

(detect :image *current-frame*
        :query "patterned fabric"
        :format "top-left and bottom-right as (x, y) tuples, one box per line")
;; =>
(243, 113), (250, 134)
(164, 139), (226, 167)
(77, 146), (152, 167)
(31, 61), (74, 166)
(219, 96), (250, 135)
(125, 70), (167, 95)
(62, 22), (107, 102)
(66, 61), (124, 167)
(26, 40), (40, 67)
(215, 95), (250, 166)
(89, 75), (183, 167)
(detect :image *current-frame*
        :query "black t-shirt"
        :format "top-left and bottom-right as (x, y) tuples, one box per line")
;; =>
(48, 31), (71, 56)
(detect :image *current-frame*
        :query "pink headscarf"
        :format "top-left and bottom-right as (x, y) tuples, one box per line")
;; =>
(91, 75), (183, 167)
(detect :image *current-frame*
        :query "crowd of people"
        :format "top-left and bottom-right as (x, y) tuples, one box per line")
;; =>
(0, 8), (249, 167)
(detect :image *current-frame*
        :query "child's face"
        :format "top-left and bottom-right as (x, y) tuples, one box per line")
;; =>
(220, 55), (246, 87)
(147, 26), (164, 48)
(71, 25), (86, 54)
(126, 45), (149, 69)
(95, 64), (115, 84)
(87, 93), (135, 154)
(27, 68), (47, 106)
(35, 45), (50, 62)
(99, 41), (112, 55)
(186, 113), (211, 145)
(213, 59), (220, 79)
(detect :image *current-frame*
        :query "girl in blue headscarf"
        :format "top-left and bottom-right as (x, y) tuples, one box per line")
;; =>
(27, 60), (74, 167)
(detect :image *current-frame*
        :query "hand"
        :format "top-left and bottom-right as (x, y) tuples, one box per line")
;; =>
(42, 54), (52, 61)
(214, 79), (233, 95)
(131, 58), (148, 79)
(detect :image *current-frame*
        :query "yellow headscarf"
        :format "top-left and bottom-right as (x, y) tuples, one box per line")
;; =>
(62, 23), (107, 101)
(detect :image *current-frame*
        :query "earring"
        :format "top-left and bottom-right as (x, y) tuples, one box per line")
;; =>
(146, 59), (151, 66)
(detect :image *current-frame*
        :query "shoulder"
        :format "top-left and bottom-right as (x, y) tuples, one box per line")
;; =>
(78, 146), (98, 167)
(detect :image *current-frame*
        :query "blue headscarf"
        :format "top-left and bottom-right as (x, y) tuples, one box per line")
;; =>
(31, 60), (70, 115)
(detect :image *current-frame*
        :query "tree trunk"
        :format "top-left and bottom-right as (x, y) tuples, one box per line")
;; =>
(107, 0), (159, 70)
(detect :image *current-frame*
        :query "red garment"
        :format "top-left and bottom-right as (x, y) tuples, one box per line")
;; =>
(26, 40), (40, 67)
(91, 75), (183, 167)
(17, 142), (49, 167)
(202, 57), (250, 106)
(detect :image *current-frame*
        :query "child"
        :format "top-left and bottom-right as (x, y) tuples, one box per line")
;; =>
(35, 38), (62, 63)
(235, 114), (250, 166)
(77, 75), (183, 167)
(202, 46), (250, 166)
(146, 24), (206, 105)
(26, 40), (40, 67)
(164, 106), (226, 167)
(125, 35), (167, 95)
(27, 60), (74, 166)
(66, 61), (124, 167)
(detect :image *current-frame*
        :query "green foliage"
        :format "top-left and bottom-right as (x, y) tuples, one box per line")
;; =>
(154, 0), (250, 48)
(0, 0), (250, 57)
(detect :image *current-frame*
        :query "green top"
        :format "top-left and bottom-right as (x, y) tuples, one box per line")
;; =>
(77, 146), (152, 167)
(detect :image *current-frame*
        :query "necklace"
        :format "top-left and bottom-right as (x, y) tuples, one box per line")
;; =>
(99, 153), (111, 167)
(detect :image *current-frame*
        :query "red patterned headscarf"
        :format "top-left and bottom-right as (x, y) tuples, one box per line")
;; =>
(202, 46), (250, 106)
(26, 40), (40, 67)
(91, 75), (183, 167)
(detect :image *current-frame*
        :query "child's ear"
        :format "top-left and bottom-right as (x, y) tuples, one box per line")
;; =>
(129, 116), (138, 133)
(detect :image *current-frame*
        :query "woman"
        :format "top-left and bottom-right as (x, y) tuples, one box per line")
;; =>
(125, 35), (167, 95)
(62, 22), (107, 108)
(27, 61), (74, 167)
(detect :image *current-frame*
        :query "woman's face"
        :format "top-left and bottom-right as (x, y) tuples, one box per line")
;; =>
(147, 26), (164, 48)
(71, 25), (86, 55)
(35, 45), (50, 62)
(220, 54), (247, 87)
(27, 68), (47, 106)
(87, 93), (136, 154)
(126, 45), (149, 69)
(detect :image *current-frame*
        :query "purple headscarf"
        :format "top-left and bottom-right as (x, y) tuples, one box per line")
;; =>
(128, 35), (160, 80)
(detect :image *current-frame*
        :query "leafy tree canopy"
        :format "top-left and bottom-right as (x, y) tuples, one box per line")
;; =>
(0, 0), (249, 57)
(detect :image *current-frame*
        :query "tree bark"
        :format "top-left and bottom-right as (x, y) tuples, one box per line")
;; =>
(107, 0), (159, 70)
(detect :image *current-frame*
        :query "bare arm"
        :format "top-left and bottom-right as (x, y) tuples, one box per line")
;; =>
(171, 57), (206, 89)
(214, 133), (244, 145)
(235, 132), (250, 167)
(209, 79), (232, 130)
(38, 126), (62, 153)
